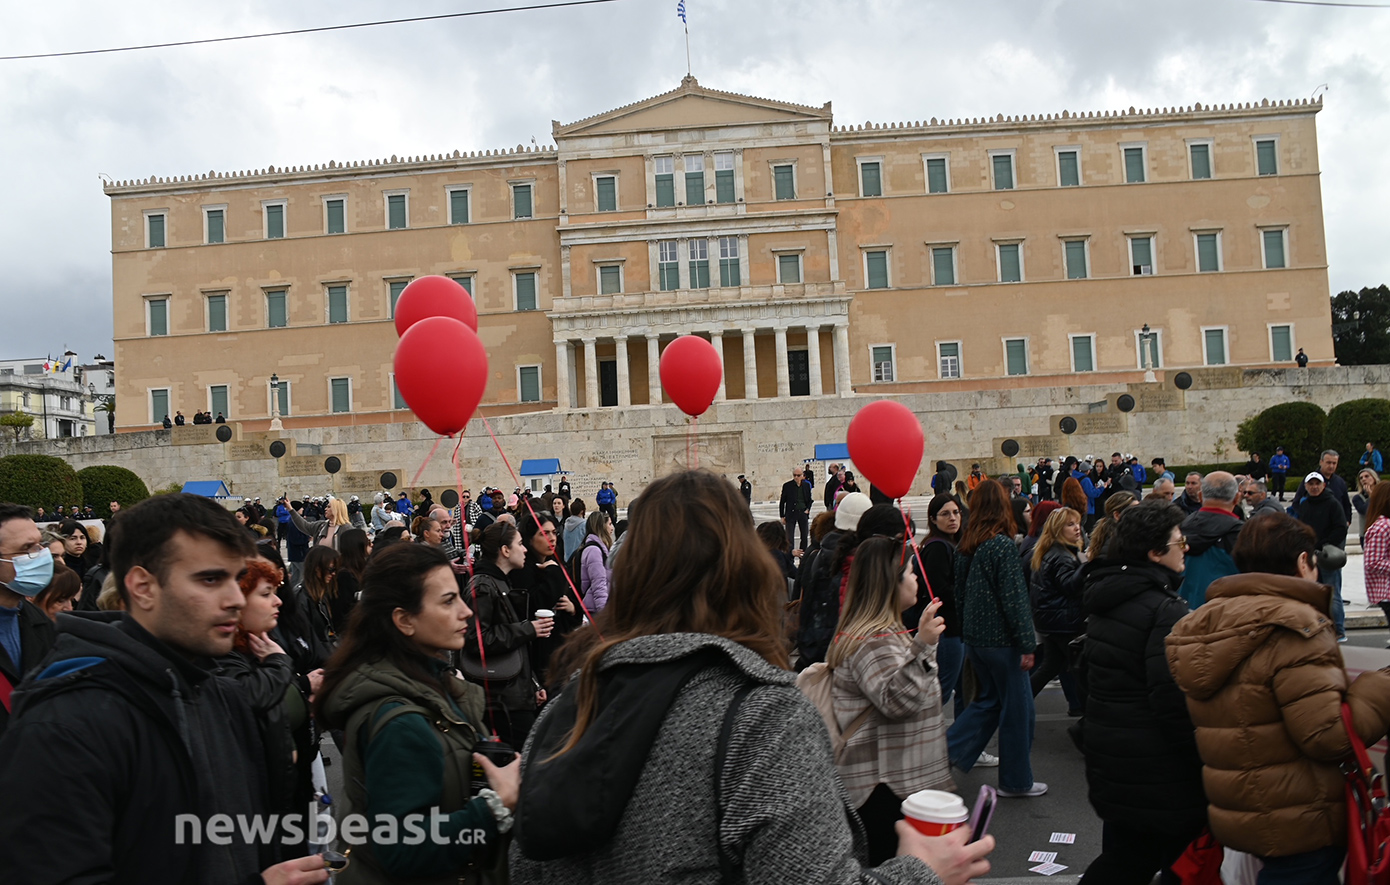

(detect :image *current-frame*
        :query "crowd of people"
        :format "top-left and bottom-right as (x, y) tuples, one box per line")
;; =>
(0, 441), (1387, 883)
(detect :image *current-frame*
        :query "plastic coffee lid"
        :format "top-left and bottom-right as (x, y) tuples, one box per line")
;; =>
(900, 790), (968, 823)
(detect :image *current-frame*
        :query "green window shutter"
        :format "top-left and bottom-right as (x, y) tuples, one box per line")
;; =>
(206, 210), (224, 244)
(599, 266), (621, 294)
(1205, 329), (1227, 365)
(871, 346), (894, 382)
(655, 174), (675, 207)
(932, 247), (955, 285)
(1058, 151), (1080, 187)
(1197, 234), (1220, 272)
(386, 195), (406, 229)
(1124, 148), (1145, 183)
(1131, 237), (1153, 274)
(208, 294), (227, 332)
(778, 254), (801, 284)
(330, 378), (351, 413)
(1065, 241), (1088, 279)
(267, 291), (287, 328)
(685, 171), (704, 204)
(326, 199), (345, 233)
(865, 251), (889, 289)
(1005, 340), (1028, 376)
(278, 381), (291, 416)
(774, 165), (795, 200)
(148, 214), (165, 248)
(392, 377), (406, 410)
(1190, 144), (1212, 180)
(516, 273), (537, 311)
(210, 386), (229, 420)
(148, 299), (168, 336)
(939, 342), (961, 378)
(1256, 140), (1278, 176)
(1263, 229), (1286, 268)
(861, 162), (882, 197)
(1143, 334), (1161, 369)
(328, 286), (348, 323)
(513, 185), (532, 219)
(450, 276), (473, 297)
(1072, 337), (1094, 372)
(1271, 326), (1293, 362)
(266, 204), (285, 238)
(660, 263), (680, 290)
(450, 190), (469, 224)
(151, 390), (169, 423)
(389, 281), (408, 316)
(926, 158), (948, 194)
(596, 177), (616, 211)
(999, 244), (1021, 282)
(992, 155), (1014, 190)
(519, 366), (541, 403)
(689, 260), (710, 289)
(719, 258), (740, 287)
(715, 169), (735, 203)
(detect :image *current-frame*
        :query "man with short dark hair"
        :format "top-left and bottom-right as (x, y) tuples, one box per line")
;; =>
(1176, 472), (1204, 515)
(0, 503), (58, 737)
(556, 475), (571, 501)
(0, 494), (329, 884)
(1269, 446), (1291, 500)
(738, 474), (752, 507)
(1362, 442), (1383, 474)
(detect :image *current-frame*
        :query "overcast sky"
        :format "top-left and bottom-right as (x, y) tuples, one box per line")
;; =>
(2, 0), (1387, 362)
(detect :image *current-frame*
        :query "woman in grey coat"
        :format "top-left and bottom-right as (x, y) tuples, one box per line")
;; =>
(511, 469), (993, 885)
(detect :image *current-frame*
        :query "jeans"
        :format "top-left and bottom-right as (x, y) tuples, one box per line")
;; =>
(1080, 821), (1199, 884)
(1029, 632), (1086, 713)
(946, 645), (1036, 791)
(1322, 567), (1344, 637)
(1257, 845), (1344, 884)
(936, 636), (965, 713)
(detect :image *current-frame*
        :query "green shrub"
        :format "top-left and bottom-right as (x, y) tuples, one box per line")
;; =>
(1324, 399), (1390, 484)
(77, 465), (150, 518)
(1234, 401), (1327, 477)
(0, 454), (83, 510)
(1164, 463), (1249, 484)
(151, 481), (185, 496)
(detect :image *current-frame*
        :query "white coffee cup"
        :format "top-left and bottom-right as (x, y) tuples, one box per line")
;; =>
(534, 609), (555, 619)
(900, 790), (968, 836)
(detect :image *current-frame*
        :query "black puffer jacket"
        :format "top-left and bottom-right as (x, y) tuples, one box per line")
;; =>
(465, 562), (539, 711)
(1030, 544), (1086, 634)
(1078, 560), (1207, 834)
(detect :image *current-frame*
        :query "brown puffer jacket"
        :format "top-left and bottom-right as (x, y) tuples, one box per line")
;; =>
(1166, 573), (1390, 857)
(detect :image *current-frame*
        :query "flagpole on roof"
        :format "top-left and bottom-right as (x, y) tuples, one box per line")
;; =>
(678, 0), (690, 76)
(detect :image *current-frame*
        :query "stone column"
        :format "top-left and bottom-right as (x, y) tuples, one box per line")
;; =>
(711, 330), (726, 401)
(806, 326), (823, 396)
(647, 333), (662, 405)
(774, 326), (791, 399)
(833, 323), (852, 396)
(554, 340), (571, 410)
(583, 337), (599, 409)
(615, 336), (631, 407)
(742, 328), (758, 400)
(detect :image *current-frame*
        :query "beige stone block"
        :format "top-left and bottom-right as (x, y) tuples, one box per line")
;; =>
(279, 453), (343, 476)
(226, 440), (272, 461)
(335, 469), (394, 496)
(170, 425), (224, 446)
(1052, 413), (1128, 435)
(1171, 367), (1243, 390)
(653, 431), (744, 477)
(993, 435), (1056, 460)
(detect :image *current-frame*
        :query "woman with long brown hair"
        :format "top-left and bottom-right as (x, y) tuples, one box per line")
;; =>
(1027, 507), (1087, 713)
(945, 479), (1044, 797)
(510, 470), (993, 884)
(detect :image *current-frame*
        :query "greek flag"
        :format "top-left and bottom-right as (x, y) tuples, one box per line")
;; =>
(677, 0), (686, 23)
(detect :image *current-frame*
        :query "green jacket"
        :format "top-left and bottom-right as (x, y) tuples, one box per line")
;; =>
(955, 535), (1036, 653)
(322, 657), (501, 884)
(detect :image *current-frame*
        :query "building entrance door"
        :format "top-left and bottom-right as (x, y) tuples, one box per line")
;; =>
(599, 360), (618, 407)
(789, 350), (810, 397)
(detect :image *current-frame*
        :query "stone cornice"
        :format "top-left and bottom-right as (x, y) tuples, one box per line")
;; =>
(557, 210), (838, 245)
(549, 294), (852, 337)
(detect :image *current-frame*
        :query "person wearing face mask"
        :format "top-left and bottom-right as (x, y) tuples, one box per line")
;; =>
(463, 522), (554, 750)
(0, 503), (58, 736)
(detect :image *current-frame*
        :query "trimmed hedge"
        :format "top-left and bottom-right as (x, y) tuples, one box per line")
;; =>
(1164, 463), (1248, 484)
(1324, 399), (1390, 484)
(1235, 401), (1327, 477)
(0, 454), (83, 510)
(77, 465), (150, 518)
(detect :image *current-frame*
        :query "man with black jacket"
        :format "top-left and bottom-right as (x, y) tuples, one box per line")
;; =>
(0, 503), (58, 737)
(779, 466), (813, 553)
(0, 494), (328, 885)
(1295, 471), (1350, 641)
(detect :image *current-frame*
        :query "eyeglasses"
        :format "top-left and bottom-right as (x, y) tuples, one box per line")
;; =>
(1165, 536), (1189, 551)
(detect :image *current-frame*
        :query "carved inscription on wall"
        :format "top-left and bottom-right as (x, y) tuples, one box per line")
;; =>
(653, 431), (744, 477)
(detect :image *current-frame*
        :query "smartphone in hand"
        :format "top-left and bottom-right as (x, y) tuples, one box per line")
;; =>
(967, 785), (997, 843)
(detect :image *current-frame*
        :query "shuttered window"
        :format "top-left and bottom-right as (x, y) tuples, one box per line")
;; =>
(865, 251), (889, 289)
(1190, 143), (1212, 180)
(392, 376), (407, 410)
(209, 385), (229, 421)
(515, 272), (538, 311)
(512, 185), (532, 219)
(992, 154), (1014, 190)
(206, 209), (225, 244)
(266, 291), (287, 328)
(389, 280), (409, 317)
(860, 161), (882, 197)
(326, 199), (346, 233)
(778, 254), (801, 284)
(871, 346), (895, 382)
(449, 189), (470, 224)
(386, 194), (407, 229)
(932, 247), (956, 285)
(715, 152), (735, 203)
(1072, 336), (1095, 372)
(266, 204), (285, 238)
(277, 381), (291, 416)
(1065, 241), (1088, 279)
(151, 389), (169, 424)
(938, 342), (961, 379)
(207, 294), (227, 332)
(658, 240), (680, 291)
(926, 157), (948, 194)
(684, 155), (704, 205)
(998, 244), (1021, 282)
(718, 237), (740, 287)
(1204, 329), (1227, 365)
(599, 266), (622, 295)
(148, 298), (168, 336)
(1058, 151), (1080, 187)
(1123, 147), (1146, 183)
(330, 378), (351, 413)
(1197, 234), (1221, 272)
(1131, 237), (1153, 275)
(596, 176), (616, 212)
(1271, 325), (1293, 362)
(1256, 140), (1278, 176)
(688, 239), (710, 288)
(1263, 229), (1286, 269)
(327, 285), (348, 323)
(519, 366), (541, 403)
(147, 214), (165, 248)
(1005, 339), (1029, 376)
(654, 157), (675, 207)
(773, 164), (795, 200)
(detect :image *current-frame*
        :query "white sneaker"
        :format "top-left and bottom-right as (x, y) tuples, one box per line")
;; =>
(975, 751), (1000, 767)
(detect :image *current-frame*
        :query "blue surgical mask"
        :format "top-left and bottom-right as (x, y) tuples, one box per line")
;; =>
(1, 548), (55, 597)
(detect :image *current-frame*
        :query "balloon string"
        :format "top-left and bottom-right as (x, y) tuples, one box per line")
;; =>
(410, 435), (445, 489)
(476, 410), (602, 638)
(899, 501), (937, 603)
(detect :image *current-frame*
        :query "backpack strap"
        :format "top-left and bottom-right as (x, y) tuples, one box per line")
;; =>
(833, 704), (877, 764)
(714, 682), (756, 883)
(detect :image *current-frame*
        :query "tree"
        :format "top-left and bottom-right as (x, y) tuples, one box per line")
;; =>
(1235, 401), (1327, 476)
(0, 454), (83, 510)
(1331, 285), (1390, 366)
(1324, 399), (1390, 483)
(77, 465), (150, 517)
(0, 411), (35, 441)
(94, 396), (115, 434)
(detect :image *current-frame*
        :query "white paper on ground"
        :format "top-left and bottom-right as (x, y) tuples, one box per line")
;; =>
(1048, 832), (1076, 844)
(1029, 862), (1068, 875)
(1028, 851), (1058, 863)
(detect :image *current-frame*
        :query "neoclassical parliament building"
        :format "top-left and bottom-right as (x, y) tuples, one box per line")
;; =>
(106, 77), (1332, 430)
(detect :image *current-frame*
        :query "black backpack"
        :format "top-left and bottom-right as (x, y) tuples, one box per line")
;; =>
(795, 550), (842, 669)
(566, 538), (606, 592)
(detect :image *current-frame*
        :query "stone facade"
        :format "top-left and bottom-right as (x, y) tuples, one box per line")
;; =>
(6, 366), (1385, 506)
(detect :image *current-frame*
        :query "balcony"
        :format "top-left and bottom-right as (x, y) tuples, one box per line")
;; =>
(551, 279), (847, 315)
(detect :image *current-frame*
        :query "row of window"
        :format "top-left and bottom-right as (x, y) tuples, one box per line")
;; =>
(869, 323), (1299, 384)
(0, 391), (80, 411)
(854, 136), (1281, 198)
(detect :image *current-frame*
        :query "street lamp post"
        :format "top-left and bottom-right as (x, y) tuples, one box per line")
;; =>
(269, 373), (283, 432)
(1140, 323), (1157, 383)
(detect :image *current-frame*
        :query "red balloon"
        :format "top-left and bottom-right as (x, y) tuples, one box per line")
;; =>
(659, 335), (723, 417)
(393, 275), (478, 336)
(393, 317), (488, 435)
(846, 400), (924, 499)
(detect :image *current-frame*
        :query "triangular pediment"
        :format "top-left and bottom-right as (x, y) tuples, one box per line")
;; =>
(553, 76), (831, 138)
